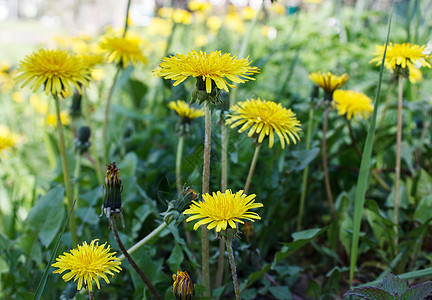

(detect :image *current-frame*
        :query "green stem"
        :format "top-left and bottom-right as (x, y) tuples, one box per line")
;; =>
(394, 76), (403, 242)
(53, 94), (77, 246)
(89, 290), (94, 300)
(297, 105), (314, 231)
(201, 103), (211, 297)
(215, 124), (228, 288)
(102, 68), (121, 165)
(109, 217), (161, 300)
(73, 153), (82, 206)
(322, 105), (335, 215)
(176, 136), (185, 194)
(225, 239), (240, 300)
(118, 222), (168, 261)
(244, 144), (262, 195)
(82, 90), (104, 186)
(122, 0), (132, 37)
(230, 0), (264, 107)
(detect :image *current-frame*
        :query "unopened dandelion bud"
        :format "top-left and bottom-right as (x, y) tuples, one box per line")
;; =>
(172, 270), (195, 300)
(102, 162), (123, 219)
(74, 126), (91, 154)
(162, 187), (199, 225)
(70, 88), (82, 118)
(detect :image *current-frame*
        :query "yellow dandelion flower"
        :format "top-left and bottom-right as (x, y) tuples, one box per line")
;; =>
(0, 126), (17, 158)
(30, 94), (48, 115)
(407, 62), (423, 83)
(12, 91), (24, 103)
(183, 189), (263, 232)
(194, 34), (209, 47)
(206, 16), (222, 34)
(99, 35), (147, 68)
(46, 112), (71, 127)
(15, 49), (92, 96)
(153, 50), (259, 94)
(226, 98), (301, 149)
(370, 42), (431, 70)
(241, 6), (258, 21)
(333, 90), (373, 121)
(309, 71), (349, 97)
(172, 9), (192, 24)
(225, 8), (246, 34)
(268, 2), (286, 15)
(172, 270), (195, 300)
(168, 100), (205, 120)
(52, 239), (121, 292)
(188, 0), (212, 12)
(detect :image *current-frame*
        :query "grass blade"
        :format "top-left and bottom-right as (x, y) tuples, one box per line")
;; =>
(33, 199), (76, 300)
(349, 2), (395, 287)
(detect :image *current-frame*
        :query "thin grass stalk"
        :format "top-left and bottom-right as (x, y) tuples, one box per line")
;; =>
(215, 124), (228, 288)
(122, 0), (132, 38)
(176, 135), (185, 194)
(322, 105), (334, 215)
(225, 239), (240, 300)
(349, 2), (394, 286)
(53, 94), (77, 246)
(108, 217), (161, 300)
(394, 76), (404, 242)
(118, 222), (168, 260)
(102, 68), (121, 165)
(201, 103), (211, 297)
(244, 144), (262, 195)
(297, 105), (314, 231)
(82, 91), (104, 185)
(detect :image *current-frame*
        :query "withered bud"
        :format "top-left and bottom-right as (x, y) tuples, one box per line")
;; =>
(172, 270), (195, 300)
(101, 162), (123, 220)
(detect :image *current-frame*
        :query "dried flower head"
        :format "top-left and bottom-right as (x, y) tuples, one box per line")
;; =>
(172, 270), (195, 300)
(183, 189), (263, 232)
(52, 239), (121, 292)
(226, 98), (301, 149)
(102, 162), (122, 219)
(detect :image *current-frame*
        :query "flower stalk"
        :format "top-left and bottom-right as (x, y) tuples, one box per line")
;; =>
(322, 105), (335, 215)
(244, 143), (262, 195)
(201, 103), (211, 297)
(225, 238), (240, 300)
(89, 291), (94, 300)
(102, 67), (121, 165)
(394, 76), (404, 241)
(108, 217), (161, 300)
(54, 94), (77, 246)
(176, 135), (185, 194)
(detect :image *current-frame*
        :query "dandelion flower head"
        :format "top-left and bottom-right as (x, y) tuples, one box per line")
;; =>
(0, 126), (17, 158)
(309, 71), (349, 95)
(226, 98), (301, 149)
(153, 50), (259, 94)
(172, 270), (195, 300)
(370, 42), (431, 70)
(99, 34), (147, 68)
(46, 112), (71, 127)
(16, 49), (92, 96)
(183, 189), (263, 232)
(168, 100), (205, 121)
(333, 90), (373, 121)
(52, 239), (121, 292)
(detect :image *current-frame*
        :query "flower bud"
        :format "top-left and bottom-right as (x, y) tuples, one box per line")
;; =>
(74, 126), (91, 154)
(172, 270), (195, 300)
(70, 88), (82, 118)
(102, 162), (122, 219)
(162, 187), (199, 225)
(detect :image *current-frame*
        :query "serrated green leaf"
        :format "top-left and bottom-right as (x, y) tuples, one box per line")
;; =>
(378, 273), (408, 297)
(400, 282), (432, 300)
(344, 287), (394, 300)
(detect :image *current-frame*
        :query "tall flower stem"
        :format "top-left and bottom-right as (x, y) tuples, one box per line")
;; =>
(118, 222), (168, 261)
(73, 152), (82, 205)
(322, 105), (335, 215)
(244, 144), (262, 195)
(225, 239), (240, 300)
(122, 0), (132, 37)
(53, 94), (77, 246)
(297, 106), (314, 231)
(394, 76), (404, 241)
(82, 90), (104, 185)
(176, 135), (185, 194)
(108, 217), (161, 300)
(201, 103), (211, 297)
(89, 291), (94, 300)
(102, 68), (121, 165)
(215, 124), (228, 288)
